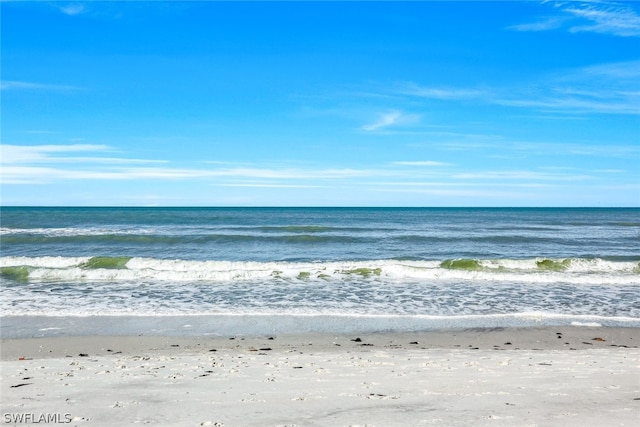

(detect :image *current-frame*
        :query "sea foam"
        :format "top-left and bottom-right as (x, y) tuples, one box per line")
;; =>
(1, 256), (637, 286)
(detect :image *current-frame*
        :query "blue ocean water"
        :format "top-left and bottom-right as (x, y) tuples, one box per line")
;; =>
(1, 207), (639, 336)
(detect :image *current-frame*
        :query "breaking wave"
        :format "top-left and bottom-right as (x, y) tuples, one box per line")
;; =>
(1, 256), (638, 285)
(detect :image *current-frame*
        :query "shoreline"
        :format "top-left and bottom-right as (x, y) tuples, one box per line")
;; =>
(1, 326), (639, 361)
(2, 314), (639, 341)
(1, 327), (639, 426)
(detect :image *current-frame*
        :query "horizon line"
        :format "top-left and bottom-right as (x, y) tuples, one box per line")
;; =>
(1, 205), (638, 209)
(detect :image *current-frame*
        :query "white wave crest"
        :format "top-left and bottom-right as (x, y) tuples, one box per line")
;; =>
(1, 256), (638, 286)
(0, 227), (156, 236)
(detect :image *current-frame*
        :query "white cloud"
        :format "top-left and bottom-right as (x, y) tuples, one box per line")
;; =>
(451, 170), (594, 181)
(375, 181), (552, 189)
(1, 166), (211, 184)
(1, 144), (110, 163)
(373, 187), (531, 200)
(510, 1), (640, 37)
(494, 94), (639, 114)
(0, 146), (388, 185)
(1, 143), (630, 210)
(0, 144), (174, 184)
(366, 60), (638, 116)
(45, 157), (168, 165)
(566, 1), (640, 36)
(361, 111), (421, 132)
(508, 16), (567, 32)
(392, 161), (452, 167)
(0, 166), (378, 185)
(579, 60), (640, 80)
(219, 183), (329, 189)
(1, 143), (386, 185)
(57, 3), (86, 16)
(206, 167), (380, 180)
(439, 140), (640, 159)
(495, 60), (640, 115)
(395, 83), (485, 100)
(362, 111), (403, 131)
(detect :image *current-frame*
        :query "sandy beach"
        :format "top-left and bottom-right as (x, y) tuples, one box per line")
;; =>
(1, 327), (639, 426)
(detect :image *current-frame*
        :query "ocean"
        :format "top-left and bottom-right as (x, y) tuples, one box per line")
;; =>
(1, 207), (639, 337)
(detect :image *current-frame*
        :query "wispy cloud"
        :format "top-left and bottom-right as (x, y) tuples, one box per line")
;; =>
(44, 157), (168, 165)
(394, 83), (485, 100)
(438, 140), (640, 159)
(510, 1), (640, 37)
(372, 186), (535, 200)
(508, 16), (567, 32)
(1, 142), (631, 209)
(1, 144), (111, 163)
(362, 111), (403, 131)
(375, 181), (553, 189)
(579, 60), (640, 80)
(0, 145), (388, 185)
(205, 167), (381, 180)
(392, 161), (452, 167)
(219, 183), (329, 189)
(0, 80), (82, 91)
(1, 166), (211, 184)
(361, 59), (638, 117)
(451, 170), (594, 181)
(495, 60), (640, 115)
(0, 165), (385, 185)
(0, 144), (170, 184)
(361, 111), (420, 132)
(57, 3), (87, 16)
(494, 93), (639, 114)
(566, 1), (640, 36)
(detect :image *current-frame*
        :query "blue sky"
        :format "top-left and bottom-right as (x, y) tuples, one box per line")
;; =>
(1, 1), (639, 206)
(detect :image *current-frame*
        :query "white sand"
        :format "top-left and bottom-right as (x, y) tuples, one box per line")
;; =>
(1, 328), (639, 426)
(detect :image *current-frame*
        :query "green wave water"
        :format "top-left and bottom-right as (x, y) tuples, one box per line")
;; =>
(536, 258), (571, 271)
(0, 266), (30, 283)
(79, 256), (131, 270)
(340, 267), (382, 277)
(440, 259), (484, 271)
